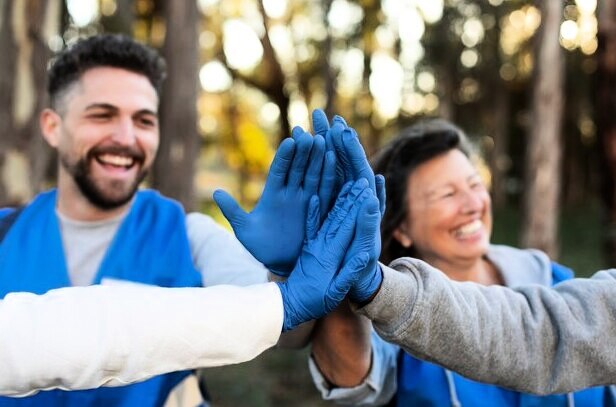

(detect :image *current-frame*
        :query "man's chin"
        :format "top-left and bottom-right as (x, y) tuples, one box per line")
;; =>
(78, 180), (140, 210)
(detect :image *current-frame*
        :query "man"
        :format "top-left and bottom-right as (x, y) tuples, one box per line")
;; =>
(0, 33), (325, 406)
(0, 177), (382, 399)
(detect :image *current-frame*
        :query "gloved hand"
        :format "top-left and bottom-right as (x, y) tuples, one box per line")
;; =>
(311, 109), (385, 216)
(214, 128), (336, 276)
(346, 188), (383, 304)
(277, 179), (376, 331)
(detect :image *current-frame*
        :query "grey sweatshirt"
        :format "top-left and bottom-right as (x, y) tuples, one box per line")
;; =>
(359, 257), (616, 395)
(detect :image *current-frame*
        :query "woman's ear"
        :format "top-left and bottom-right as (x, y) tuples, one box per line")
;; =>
(393, 223), (413, 248)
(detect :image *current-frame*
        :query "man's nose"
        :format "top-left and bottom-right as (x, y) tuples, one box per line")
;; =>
(111, 116), (136, 144)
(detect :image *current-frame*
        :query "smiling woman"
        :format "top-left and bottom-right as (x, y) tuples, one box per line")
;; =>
(373, 120), (496, 283)
(364, 119), (601, 405)
(309, 119), (609, 406)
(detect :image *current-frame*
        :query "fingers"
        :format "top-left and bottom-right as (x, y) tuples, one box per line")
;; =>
(324, 252), (370, 312)
(318, 151), (337, 221)
(287, 130), (314, 188)
(311, 109), (330, 137)
(330, 123), (353, 183)
(329, 187), (372, 244)
(375, 174), (386, 216)
(305, 195), (320, 242)
(342, 128), (376, 193)
(213, 189), (247, 230)
(304, 135), (326, 195)
(333, 115), (347, 127)
(319, 180), (353, 233)
(291, 125), (304, 140)
(353, 195), (381, 253)
(265, 138), (296, 190)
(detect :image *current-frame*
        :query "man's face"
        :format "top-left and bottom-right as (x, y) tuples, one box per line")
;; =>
(45, 67), (159, 209)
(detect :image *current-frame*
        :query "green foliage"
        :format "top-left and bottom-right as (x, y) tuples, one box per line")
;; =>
(492, 202), (606, 277)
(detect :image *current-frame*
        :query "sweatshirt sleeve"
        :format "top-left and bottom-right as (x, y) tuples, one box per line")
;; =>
(358, 258), (616, 395)
(0, 283), (283, 397)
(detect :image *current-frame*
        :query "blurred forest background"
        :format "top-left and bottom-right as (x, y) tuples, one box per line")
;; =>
(1, 0), (615, 405)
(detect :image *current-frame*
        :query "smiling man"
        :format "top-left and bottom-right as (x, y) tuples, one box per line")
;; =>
(0, 34), (286, 406)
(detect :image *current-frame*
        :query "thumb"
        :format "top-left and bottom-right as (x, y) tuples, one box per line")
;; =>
(326, 252), (370, 311)
(213, 189), (247, 229)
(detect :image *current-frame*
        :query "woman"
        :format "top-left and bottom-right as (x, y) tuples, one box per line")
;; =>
(310, 119), (610, 406)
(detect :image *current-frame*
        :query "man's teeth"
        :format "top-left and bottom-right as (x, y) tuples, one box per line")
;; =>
(454, 220), (482, 238)
(97, 154), (134, 167)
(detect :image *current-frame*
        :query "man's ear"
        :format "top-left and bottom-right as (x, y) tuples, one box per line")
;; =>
(40, 108), (61, 148)
(392, 223), (413, 248)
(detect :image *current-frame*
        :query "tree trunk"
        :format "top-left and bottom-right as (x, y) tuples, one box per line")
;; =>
(100, 0), (135, 35)
(152, 0), (199, 211)
(0, 0), (60, 205)
(488, 84), (510, 209)
(257, 1), (290, 142)
(520, 0), (564, 258)
(321, 0), (336, 118)
(597, 0), (616, 264)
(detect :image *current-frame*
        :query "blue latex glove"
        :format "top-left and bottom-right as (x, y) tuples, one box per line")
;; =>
(214, 128), (332, 275)
(346, 190), (383, 304)
(277, 179), (375, 331)
(312, 109), (385, 216)
(312, 109), (351, 191)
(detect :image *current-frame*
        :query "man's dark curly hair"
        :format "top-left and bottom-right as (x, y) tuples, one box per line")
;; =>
(371, 119), (474, 265)
(47, 34), (166, 111)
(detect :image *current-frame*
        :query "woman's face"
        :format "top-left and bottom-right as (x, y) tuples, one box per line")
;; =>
(393, 149), (492, 267)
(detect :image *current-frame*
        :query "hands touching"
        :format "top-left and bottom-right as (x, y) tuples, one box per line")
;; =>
(214, 109), (385, 317)
(311, 109), (386, 216)
(277, 179), (381, 332)
(213, 128), (336, 275)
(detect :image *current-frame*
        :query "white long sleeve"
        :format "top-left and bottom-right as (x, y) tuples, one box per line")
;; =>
(0, 283), (283, 397)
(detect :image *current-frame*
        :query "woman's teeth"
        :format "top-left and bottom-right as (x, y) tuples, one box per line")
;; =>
(453, 220), (482, 238)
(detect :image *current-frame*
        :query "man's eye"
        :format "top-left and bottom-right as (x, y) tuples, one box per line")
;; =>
(89, 113), (112, 120)
(138, 117), (157, 127)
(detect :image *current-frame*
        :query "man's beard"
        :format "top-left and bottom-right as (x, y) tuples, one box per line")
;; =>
(60, 148), (148, 210)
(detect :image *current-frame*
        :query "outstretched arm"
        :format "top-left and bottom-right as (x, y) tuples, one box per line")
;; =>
(0, 283), (283, 397)
(360, 258), (616, 395)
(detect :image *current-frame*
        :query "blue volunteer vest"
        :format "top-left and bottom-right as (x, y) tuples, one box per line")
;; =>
(0, 189), (202, 407)
(395, 262), (607, 407)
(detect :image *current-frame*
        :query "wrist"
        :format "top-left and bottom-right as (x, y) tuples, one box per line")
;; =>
(268, 267), (293, 281)
(275, 281), (293, 332)
(350, 264), (383, 305)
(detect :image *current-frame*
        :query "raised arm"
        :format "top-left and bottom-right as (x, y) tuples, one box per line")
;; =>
(360, 257), (616, 395)
(0, 283), (283, 397)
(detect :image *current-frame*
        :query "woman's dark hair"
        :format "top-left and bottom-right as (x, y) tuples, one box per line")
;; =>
(371, 119), (473, 264)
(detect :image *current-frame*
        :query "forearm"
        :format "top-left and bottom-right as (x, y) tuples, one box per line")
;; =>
(0, 283), (282, 396)
(311, 300), (372, 387)
(360, 258), (616, 394)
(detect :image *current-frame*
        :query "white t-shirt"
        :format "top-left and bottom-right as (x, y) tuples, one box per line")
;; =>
(56, 211), (269, 287)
